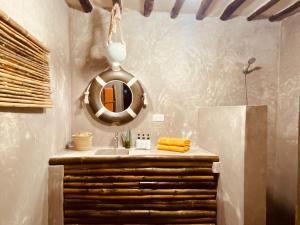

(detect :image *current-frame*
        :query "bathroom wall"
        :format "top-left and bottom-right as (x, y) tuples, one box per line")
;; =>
(269, 13), (300, 225)
(198, 106), (267, 225)
(70, 10), (281, 221)
(0, 1), (71, 225)
(70, 7), (280, 150)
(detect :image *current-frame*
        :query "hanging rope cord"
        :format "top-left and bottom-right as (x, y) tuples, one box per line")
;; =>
(108, 2), (125, 45)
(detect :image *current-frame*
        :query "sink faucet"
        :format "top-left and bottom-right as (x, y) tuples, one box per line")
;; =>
(113, 132), (119, 149)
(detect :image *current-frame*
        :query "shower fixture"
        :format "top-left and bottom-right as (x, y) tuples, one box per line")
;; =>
(243, 57), (262, 105)
(243, 57), (261, 75)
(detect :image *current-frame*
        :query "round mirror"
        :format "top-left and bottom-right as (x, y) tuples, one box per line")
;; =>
(100, 81), (133, 113)
(86, 68), (145, 126)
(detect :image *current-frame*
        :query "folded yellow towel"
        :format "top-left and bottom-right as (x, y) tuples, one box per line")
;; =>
(157, 137), (191, 147)
(157, 144), (190, 153)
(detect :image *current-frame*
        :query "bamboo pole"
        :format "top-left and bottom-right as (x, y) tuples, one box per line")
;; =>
(0, 76), (50, 92)
(64, 167), (213, 176)
(63, 181), (217, 189)
(0, 31), (47, 62)
(63, 188), (217, 196)
(0, 71), (50, 87)
(0, 9), (49, 52)
(0, 58), (49, 80)
(64, 199), (217, 210)
(64, 194), (216, 200)
(0, 93), (51, 102)
(0, 20), (46, 54)
(0, 44), (48, 68)
(50, 155), (219, 165)
(64, 175), (216, 183)
(64, 217), (216, 224)
(0, 84), (51, 97)
(0, 64), (49, 82)
(0, 36), (48, 65)
(0, 102), (52, 108)
(64, 209), (216, 218)
(63, 161), (213, 169)
(0, 50), (49, 75)
(0, 97), (51, 105)
(0, 89), (50, 102)
(64, 198), (217, 205)
(0, 80), (51, 94)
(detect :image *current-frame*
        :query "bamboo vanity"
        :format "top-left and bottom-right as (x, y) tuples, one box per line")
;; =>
(49, 148), (219, 225)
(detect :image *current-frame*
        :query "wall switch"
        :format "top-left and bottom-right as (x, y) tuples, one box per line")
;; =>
(152, 114), (165, 122)
(212, 162), (221, 173)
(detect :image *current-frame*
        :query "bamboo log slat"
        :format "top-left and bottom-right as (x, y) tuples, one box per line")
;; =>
(0, 9), (49, 52)
(65, 209), (216, 218)
(0, 70), (50, 87)
(0, 77), (50, 92)
(63, 161), (214, 169)
(60, 158), (219, 224)
(64, 188), (217, 196)
(64, 199), (217, 210)
(64, 167), (213, 176)
(0, 84), (51, 98)
(64, 217), (216, 224)
(0, 9), (51, 108)
(64, 175), (216, 183)
(64, 194), (216, 201)
(50, 155), (219, 165)
(0, 102), (52, 108)
(64, 181), (217, 189)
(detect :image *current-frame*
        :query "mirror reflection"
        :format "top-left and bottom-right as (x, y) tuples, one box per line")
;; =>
(100, 81), (132, 113)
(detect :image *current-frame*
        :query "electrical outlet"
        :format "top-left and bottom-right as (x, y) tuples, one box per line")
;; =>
(152, 114), (165, 122)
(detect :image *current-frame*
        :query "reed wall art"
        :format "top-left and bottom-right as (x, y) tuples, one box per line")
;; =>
(0, 9), (51, 108)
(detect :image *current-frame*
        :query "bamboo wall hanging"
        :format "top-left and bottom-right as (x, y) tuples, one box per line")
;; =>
(0, 9), (52, 108)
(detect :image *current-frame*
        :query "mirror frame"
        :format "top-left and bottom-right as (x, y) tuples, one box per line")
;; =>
(87, 68), (144, 126)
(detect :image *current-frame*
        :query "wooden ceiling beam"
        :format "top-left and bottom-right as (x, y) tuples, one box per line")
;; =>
(171, 0), (186, 19)
(196, 0), (213, 20)
(247, 0), (280, 21)
(65, 0), (93, 13)
(112, 0), (122, 10)
(269, 1), (300, 22)
(144, 0), (155, 17)
(220, 0), (247, 21)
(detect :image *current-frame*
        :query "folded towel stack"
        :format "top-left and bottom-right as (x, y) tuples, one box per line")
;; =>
(157, 137), (191, 153)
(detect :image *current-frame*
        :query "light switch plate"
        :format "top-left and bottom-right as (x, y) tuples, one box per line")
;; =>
(152, 114), (165, 122)
(212, 162), (221, 173)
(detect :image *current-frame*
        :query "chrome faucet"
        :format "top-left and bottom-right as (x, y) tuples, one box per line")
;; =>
(113, 132), (119, 149)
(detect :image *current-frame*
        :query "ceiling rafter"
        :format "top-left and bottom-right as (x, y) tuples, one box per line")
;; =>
(79, 0), (93, 12)
(247, 0), (280, 21)
(269, 0), (300, 21)
(220, 0), (247, 21)
(144, 0), (155, 17)
(196, 0), (214, 20)
(171, 0), (186, 19)
(112, 0), (121, 7)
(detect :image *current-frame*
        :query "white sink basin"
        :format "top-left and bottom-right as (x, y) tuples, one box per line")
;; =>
(94, 148), (129, 155)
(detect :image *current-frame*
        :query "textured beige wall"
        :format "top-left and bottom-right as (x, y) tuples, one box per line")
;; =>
(198, 106), (267, 225)
(70, 9), (281, 223)
(70, 8), (280, 149)
(69, 6), (300, 225)
(0, 1), (71, 225)
(269, 13), (300, 225)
